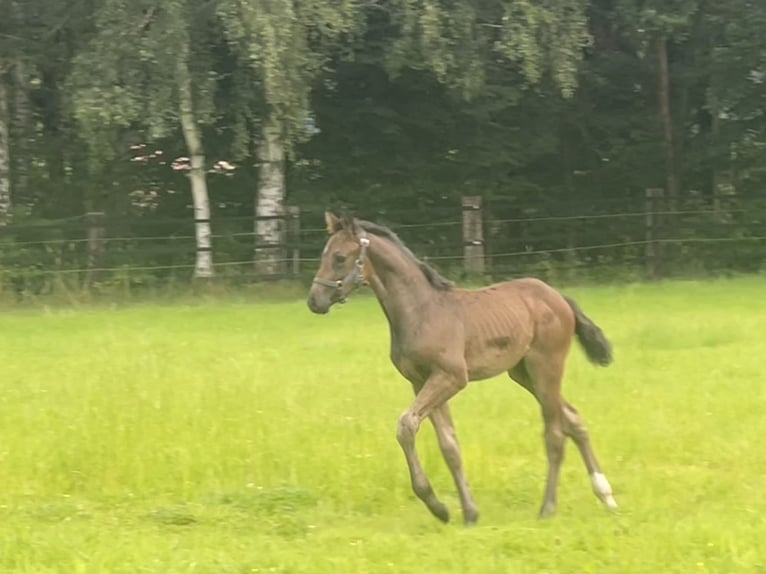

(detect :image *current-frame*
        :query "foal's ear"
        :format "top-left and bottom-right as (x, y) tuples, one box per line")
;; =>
(325, 211), (342, 235)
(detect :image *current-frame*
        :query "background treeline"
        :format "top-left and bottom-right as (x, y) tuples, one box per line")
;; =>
(0, 0), (764, 297)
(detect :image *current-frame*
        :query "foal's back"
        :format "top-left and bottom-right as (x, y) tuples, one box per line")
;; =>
(454, 278), (576, 381)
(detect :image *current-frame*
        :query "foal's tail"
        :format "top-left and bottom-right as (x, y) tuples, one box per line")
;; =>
(563, 296), (613, 366)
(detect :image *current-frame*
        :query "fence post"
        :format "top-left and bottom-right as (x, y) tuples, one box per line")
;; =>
(85, 210), (106, 287)
(286, 206), (301, 276)
(645, 188), (664, 280)
(462, 195), (485, 274)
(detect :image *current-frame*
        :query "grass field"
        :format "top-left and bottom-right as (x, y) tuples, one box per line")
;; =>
(1, 277), (764, 573)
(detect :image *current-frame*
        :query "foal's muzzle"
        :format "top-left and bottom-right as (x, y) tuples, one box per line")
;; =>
(307, 277), (348, 314)
(307, 290), (333, 314)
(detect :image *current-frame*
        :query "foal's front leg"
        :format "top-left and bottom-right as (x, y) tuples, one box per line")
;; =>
(397, 370), (466, 523)
(430, 403), (479, 525)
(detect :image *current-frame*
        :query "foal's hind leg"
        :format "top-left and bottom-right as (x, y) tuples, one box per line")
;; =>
(429, 403), (479, 525)
(509, 356), (566, 518)
(510, 361), (617, 515)
(562, 402), (618, 510)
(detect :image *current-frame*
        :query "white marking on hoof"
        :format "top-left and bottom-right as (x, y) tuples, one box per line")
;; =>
(591, 472), (618, 510)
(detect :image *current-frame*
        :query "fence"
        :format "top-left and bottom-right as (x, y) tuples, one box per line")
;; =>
(1, 191), (765, 297)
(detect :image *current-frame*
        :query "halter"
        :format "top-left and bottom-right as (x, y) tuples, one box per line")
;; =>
(312, 233), (370, 303)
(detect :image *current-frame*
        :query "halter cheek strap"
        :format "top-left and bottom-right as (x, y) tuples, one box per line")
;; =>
(312, 235), (370, 303)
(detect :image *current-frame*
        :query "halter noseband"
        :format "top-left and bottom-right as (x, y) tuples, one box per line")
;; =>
(312, 234), (370, 303)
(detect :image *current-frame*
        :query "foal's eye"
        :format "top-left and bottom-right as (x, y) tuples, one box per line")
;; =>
(333, 252), (347, 264)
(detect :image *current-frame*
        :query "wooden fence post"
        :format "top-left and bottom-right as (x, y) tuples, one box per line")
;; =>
(462, 195), (485, 274)
(286, 206), (301, 276)
(645, 188), (664, 280)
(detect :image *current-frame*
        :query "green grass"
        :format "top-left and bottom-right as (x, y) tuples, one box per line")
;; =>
(1, 277), (764, 573)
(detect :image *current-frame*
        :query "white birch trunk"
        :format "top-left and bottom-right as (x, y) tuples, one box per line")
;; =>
(255, 116), (286, 276)
(12, 60), (30, 201)
(177, 50), (214, 278)
(0, 73), (11, 226)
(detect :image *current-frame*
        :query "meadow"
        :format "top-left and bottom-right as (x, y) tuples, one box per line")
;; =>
(0, 277), (764, 573)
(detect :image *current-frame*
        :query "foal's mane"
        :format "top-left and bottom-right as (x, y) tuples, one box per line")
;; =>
(356, 219), (453, 291)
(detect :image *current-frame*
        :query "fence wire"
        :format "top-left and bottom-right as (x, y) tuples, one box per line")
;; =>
(1, 197), (765, 290)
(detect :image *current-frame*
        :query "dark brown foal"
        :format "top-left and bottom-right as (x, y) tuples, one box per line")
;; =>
(307, 212), (617, 524)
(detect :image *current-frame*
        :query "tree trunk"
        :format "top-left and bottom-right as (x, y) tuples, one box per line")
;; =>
(177, 51), (214, 278)
(255, 116), (286, 276)
(657, 36), (679, 211)
(559, 112), (578, 281)
(0, 72), (11, 226)
(707, 92), (733, 213)
(12, 60), (30, 203)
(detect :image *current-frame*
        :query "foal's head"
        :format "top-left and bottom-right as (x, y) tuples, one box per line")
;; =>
(307, 212), (370, 314)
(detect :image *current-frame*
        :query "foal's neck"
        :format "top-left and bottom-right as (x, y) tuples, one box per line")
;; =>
(365, 235), (442, 330)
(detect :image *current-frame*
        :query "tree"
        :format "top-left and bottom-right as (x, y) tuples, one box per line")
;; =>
(217, 0), (358, 275)
(704, 0), (766, 200)
(1, 0), (764, 289)
(291, 0), (595, 216)
(0, 0), (29, 226)
(0, 66), (9, 226)
(607, 0), (702, 209)
(68, 0), (219, 277)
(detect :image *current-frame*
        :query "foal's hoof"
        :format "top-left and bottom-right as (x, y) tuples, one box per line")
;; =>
(463, 507), (480, 527)
(429, 501), (450, 523)
(591, 473), (618, 511)
(538, 503), (557, 519)
(601, 495), (619, 511)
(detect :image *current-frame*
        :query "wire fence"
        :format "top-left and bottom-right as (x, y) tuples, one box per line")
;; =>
(1, 193), (765, 298)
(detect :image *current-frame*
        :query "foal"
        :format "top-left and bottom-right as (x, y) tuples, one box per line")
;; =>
(307, 212), (617, 524)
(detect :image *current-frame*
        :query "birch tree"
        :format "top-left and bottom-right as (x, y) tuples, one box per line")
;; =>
(0, 0), (22, 226)
(176, 39), (214, 278)
(0, 67), (10, 226)
(10, 60), (30, 205)
(254, 116), (286, 275)
(217, 0), (358, 275)
(68, 0), (218, 277)
(6, 0), (31, 206)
